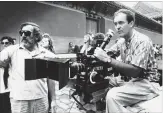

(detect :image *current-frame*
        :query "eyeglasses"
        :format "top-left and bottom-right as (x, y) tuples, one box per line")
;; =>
(1, 42), (9, 45)
(19, 30), (32, 37)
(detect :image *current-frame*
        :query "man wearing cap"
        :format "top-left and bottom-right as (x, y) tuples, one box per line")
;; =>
(0, 22), (57, 113)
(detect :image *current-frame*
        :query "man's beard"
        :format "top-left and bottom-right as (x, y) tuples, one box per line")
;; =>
(21, 39), (35, 49)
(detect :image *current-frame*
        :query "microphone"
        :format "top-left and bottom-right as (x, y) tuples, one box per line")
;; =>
(100, 29), (114, 49)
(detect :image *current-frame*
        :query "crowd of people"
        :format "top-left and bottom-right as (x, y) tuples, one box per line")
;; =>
(0, 8), (162, 113)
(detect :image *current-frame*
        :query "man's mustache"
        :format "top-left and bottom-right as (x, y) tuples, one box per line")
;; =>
(21, 37), (27, 41)
(21, 38), (30, 44)
(22, 37), (31, 42)
(21, 37), (34, 44)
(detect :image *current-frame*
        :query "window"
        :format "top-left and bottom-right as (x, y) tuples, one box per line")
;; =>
(86, 18), (99, 34)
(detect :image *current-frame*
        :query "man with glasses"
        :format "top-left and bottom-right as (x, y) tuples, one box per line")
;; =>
(0, 36), (14, 51)
(0, 36), (14, 113)
(0, 22), (57, 113)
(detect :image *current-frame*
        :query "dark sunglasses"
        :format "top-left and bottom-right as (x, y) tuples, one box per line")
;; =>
(1, 42), (9, 45)
(19, 30), (32, 36)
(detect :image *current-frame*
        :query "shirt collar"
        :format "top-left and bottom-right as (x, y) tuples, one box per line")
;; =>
(19, 43), (39, 50)
(19, 44), (46, 58)
(19, 43), (25, 49)
(19, 43), (44, 53)
(126, 29), (136, 43)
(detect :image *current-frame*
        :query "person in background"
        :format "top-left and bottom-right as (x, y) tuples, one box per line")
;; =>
(68, 42), (74, 53)
(12, 38), (17, 45)
(0, 36), (14, 113)
(0, 36), (14, 51)
(39, 33), (55, 53)
(68, 42), (80, 53)
(94, 9), (160, 113)
(80, 33), (94, 54)
(0, 22), (57, 113)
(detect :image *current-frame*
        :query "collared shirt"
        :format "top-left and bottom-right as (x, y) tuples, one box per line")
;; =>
(0, 44), (56, 100)
(108, 30), (160, 82)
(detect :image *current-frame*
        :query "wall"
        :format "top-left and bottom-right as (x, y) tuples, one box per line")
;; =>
(0, 1), (85, 53)
(135, 27), (162, 44)
(0, 2), (162, 53)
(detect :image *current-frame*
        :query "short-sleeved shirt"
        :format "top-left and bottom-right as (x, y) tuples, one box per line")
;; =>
(108, 30), (160, 82)
(0, 44), (56, 100)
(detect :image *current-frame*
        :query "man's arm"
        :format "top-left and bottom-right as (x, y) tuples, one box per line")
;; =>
(47, 79), (57, 113)
(109, 58), (143, 78)
(47, 79), (56, 101)
(94, 47), (143, 78)
(0, 47), (11, 68)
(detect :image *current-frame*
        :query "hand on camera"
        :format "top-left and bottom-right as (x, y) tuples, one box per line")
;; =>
(94, 47), (111, 63)
(71, 62), (85, 72)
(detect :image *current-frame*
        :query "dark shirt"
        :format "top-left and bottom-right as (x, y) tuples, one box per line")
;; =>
(68, 45), (80, 53)
(4, 65), (9, 89)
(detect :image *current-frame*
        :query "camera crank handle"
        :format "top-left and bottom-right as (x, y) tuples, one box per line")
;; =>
(90, 69), (97, 84)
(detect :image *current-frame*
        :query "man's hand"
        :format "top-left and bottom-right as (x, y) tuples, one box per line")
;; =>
(115, 75), (125, 86)
(51, 100), (57, 113)
(94, 47), (111, 63)
(71, 62), (85, 72)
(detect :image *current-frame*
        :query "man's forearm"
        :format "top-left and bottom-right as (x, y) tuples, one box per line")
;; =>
(109, 58), (143, 78)
(47, 78), (56, 101)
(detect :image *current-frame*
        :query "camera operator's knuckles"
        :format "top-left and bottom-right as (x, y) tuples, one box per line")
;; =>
(71, 62), (85, 72)
(94, 48), (101, 56)
(94, 49), (108, 62)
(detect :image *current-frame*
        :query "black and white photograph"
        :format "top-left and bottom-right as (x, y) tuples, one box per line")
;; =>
(0, 1), (162, 113)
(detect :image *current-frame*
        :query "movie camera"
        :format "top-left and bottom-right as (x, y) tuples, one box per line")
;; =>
(69, 30), (119, 111)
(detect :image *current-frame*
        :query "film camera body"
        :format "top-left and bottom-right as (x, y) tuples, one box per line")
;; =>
(70, 30), (118, 111)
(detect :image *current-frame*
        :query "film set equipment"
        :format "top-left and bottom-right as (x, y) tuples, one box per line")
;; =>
(24, 29), (162, 113)
(70, 30), (118, 112)
(25, 58), (70, 89)
(24, 29), (120, 112)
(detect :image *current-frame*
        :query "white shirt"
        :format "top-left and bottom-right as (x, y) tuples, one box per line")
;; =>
(0, 44), (56, 100)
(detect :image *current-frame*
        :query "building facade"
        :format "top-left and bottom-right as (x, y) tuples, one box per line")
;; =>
(0, 1), (162, 53)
